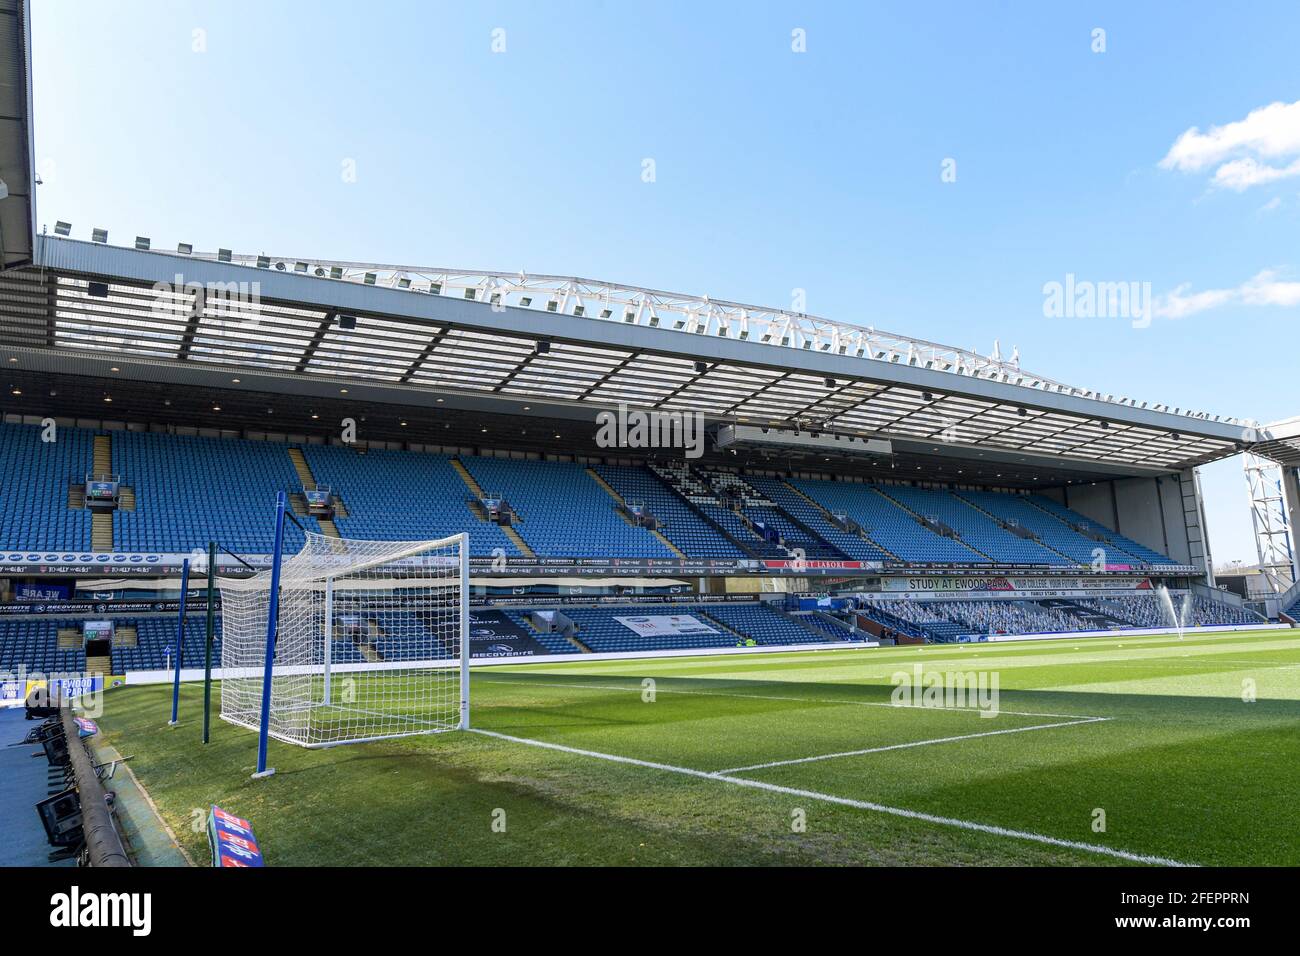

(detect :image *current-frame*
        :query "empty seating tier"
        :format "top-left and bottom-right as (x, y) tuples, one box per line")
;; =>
(301, 445), (520, 557)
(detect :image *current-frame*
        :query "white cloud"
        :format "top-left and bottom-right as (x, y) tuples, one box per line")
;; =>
(1160, 99), (1300, 191)
(1212, 157), (1300, 191)
(1240, 269), (1300, 307)
(1154, 269), (1300, 319)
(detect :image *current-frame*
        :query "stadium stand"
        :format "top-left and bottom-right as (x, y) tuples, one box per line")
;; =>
(500, 611), (580, 656)
(744, 476), (892, 561)
(953, 490), (1103, 565)
(112, 430), (319, 553)
(301, 445), (521, 557)
(922, 599), (1096, 635)
(560, 603), (837, 653)
(0, 619), (86, 674)
(1080, 594), (1262, 628)
(701, 603), (839, 647)
(794, 611), (858, 641)
(875, 485), (1069, 565)
(651, 464), (789, 558)
(592, 464), (745, 558)
(1028, 496), (1179, 568)
(460, 457), (674, 558)
(0, 421), (1191, 569)
(119, 618), (220, 672)
(790, 479), (989, 563)
(0, 422), (95, 550)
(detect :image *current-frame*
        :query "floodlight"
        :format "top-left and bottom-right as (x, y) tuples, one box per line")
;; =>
(364, 273), (377, 285)
(218, 248), (232, 262)
(293, 261), (308, 273)
(330, 266), (343, 279)
(463, 288), (475, 300)
(256, 255), (270, 269)
(91, 228), (108, 243)
(177, 242), (193, 255)
(135, 236), (150, 251)
(429, 282), (442, 294)
(54, 221), (71, 236)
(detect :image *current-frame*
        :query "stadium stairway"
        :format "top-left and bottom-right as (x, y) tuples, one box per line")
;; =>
(450, 458), (535, 557)
(950, 491), (1081, 566)
(286, 447), (342, 537)
(650, 463), (778, 558)
(763, 477), (899, 561)
(586, 468), (686, 557)
(871, 486), (993, 562)
(91, 435), (115, 550)
(287, 446), (317, 491)
(501, 611), (592, 653)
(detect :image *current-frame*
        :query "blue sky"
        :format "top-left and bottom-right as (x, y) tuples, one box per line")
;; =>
(30, 1), (1300, 564)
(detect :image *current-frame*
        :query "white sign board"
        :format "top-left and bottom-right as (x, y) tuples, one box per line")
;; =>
(614, 614), (719, 637)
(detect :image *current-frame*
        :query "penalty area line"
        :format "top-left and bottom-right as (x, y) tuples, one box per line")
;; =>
(715, 716), (1109, 774)
(468, 727), (1191, 868)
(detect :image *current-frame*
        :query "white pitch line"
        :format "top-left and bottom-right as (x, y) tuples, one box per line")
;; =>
(715, 716), (1109, 774)
(478, 675), (1105, 721)
(469, 728), (1191, 867)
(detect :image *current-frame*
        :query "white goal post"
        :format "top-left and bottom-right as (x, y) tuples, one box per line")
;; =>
(219, 530), (469, 748)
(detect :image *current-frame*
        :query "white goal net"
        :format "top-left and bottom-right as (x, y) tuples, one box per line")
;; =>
(219, 531), (469, 747)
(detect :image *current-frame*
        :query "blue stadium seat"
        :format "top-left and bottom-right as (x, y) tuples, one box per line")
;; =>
(112, 431), (319, 553)
(301, 445), (521, 558)
(461, 457), (673, 558)
(0, 422), (95, 550)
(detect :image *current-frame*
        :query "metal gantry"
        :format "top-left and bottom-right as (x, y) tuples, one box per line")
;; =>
(1243, 452), (1297, 593)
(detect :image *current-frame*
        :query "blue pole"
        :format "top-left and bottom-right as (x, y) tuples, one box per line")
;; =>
(168, 558), (190, 726)
(254, 492), (288, 778)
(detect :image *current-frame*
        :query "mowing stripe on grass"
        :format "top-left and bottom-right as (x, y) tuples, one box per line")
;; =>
(715, 716), (1110, 774)
(469, 728), (1192, 867)
(478, 675), (1105, 721)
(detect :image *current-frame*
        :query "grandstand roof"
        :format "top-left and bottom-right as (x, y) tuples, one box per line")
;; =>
(0, 234), (1254, 481)
(0, 0), (33, 269)
(1252, 417), (1300, 468)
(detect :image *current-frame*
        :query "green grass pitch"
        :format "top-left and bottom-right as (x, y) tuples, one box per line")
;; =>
(97, 628), (1300, 866)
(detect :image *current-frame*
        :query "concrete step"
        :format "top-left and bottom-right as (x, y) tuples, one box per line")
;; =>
(287, 447), (317, 491)
(91, 511), (113, 550)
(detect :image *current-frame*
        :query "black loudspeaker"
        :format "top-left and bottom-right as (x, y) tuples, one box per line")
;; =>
(41, 726), (69, 767)
(36, 788), (83, 847)
(87, 281), (110, 298)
